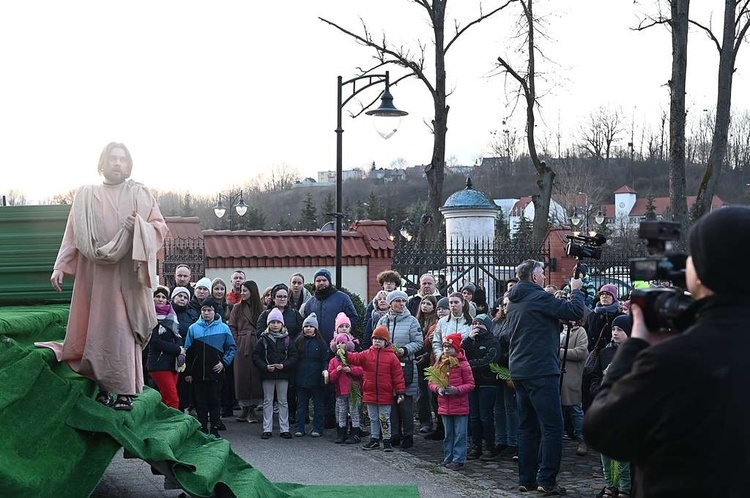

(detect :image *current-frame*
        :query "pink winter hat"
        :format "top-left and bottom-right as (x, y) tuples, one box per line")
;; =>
(267, 307), (284, 325)
(334, 312), (351, 330)
(332, 333), (355, 352)
(598, 284), (619, 300)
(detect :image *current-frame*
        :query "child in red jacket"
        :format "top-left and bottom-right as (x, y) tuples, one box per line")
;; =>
(346, 325), (406, 452)
(428, 333), (475, 470)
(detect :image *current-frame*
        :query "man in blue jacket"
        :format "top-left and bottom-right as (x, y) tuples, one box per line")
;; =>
(301, 268), (359, 343)
(301, 268), (359, 428)
(506, 260), (585, 496)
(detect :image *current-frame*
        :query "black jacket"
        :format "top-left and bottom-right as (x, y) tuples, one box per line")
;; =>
(462, 327), (501, 386)
(252, 331), (299, 381)
(586, 307), (623, 352)
(506, 281), (585, 379)
(584, 295), (750, 498)
(294, 335), (330, 388)
(147, 318), (183, 372)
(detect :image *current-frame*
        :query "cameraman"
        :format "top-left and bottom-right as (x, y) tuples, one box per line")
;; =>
(583, 206), (750, 497)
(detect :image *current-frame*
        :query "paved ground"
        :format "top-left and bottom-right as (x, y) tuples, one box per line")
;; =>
(92, 411), (606, 497)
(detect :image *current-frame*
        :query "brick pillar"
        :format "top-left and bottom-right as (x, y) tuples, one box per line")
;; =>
(354, 220), (395, 301)
(546, 228), (578, 289)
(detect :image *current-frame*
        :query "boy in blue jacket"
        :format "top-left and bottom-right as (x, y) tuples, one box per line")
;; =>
(184, 297), (236, 437)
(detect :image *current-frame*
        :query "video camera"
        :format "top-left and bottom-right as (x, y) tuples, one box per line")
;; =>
(629, 221), (693, 331)
(566, 232), (606, 278)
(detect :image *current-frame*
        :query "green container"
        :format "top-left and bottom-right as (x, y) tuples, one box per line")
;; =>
(0, 205), (73, 305)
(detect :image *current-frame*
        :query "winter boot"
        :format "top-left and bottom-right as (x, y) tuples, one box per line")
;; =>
(345, 426), (361, 444)
(467, 444), (483, 460)
(235, 406), (250, 422)
(335, 426), (347, 444)
(382, 439), (393, 452)
(362, 438), (380, 450)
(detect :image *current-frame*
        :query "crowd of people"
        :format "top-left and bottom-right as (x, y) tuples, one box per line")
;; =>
(47, 143), (748, 497)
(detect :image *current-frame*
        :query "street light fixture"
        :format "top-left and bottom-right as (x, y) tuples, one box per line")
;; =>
(570, 208), (582, 228)
(334, 70), (408, 288)
(595, 209), (605, 225)
(213, 190), (248, 230)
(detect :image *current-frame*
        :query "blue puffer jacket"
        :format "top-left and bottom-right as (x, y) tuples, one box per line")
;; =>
(184, 316), (237, 381)
(377, 308), (423, 396)
(302, 287), (360, 343)
(506, 281), (585, 380)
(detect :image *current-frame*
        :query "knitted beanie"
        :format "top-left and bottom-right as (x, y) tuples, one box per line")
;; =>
(313, 268), (332, 283)
(171, 286), (191, 300)
(442, 332), (463, 352)
(386, 290), (409, 304)
(267, 307), (284, 325)
(612, 314), (632, 336)
(688, 206), (750, 295)
(371, 325), (390, 343)
(334, 312), (351, 331)
(195, 277), (212, 290)
(302, 312), (319, 330)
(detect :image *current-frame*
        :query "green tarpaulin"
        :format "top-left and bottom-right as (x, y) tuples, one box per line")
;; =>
(0, 306), (418, 498)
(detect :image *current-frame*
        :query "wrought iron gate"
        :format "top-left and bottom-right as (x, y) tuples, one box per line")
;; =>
(392, 238), (550, 309)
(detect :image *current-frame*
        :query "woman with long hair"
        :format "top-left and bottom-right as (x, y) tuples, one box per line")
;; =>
(431, 292), (473, 362)
(415, 295), (439, 433)
(228, 280), (265, 423)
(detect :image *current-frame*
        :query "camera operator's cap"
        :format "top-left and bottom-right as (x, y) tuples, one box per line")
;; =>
(599, 284), (619, 299)
(689, 206), (750, 295)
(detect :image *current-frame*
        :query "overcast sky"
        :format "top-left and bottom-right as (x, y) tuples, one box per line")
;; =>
(1, 0), (747, 202)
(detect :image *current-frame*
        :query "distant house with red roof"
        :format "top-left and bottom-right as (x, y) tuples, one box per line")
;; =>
(606, 185), (726, 232)
(493, 196), (567, 236)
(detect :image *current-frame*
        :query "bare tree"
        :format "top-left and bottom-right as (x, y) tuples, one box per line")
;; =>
(579, 106), (625, 163)
(262, 163), (299, 192)
(692, 0), (750, 218)
(636, 0), (690, 232)
(495, 0), (555, 242)
(4, 189), (28, 206)
(47, 188), (77, 205)
(728, 109), (750, 172)
(320, 1), (512, 239)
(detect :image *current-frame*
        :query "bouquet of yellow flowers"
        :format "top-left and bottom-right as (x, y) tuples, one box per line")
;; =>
(424, 355), (459, 389)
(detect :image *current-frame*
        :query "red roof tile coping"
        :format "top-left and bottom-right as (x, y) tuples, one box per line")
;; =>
(613, 185), (637, 194)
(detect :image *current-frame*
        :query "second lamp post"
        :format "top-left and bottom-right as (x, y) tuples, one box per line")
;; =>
(213, 190), (248, 230)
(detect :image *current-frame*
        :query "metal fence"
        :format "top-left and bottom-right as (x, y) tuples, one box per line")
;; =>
(392, 237), (550, 309)
(162, 237), (205, 287)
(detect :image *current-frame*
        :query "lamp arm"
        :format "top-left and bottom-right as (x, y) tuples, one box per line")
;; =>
(339, 74), (389, 109)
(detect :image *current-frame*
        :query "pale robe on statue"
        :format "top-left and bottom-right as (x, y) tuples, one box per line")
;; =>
(39, 180), (167, 395)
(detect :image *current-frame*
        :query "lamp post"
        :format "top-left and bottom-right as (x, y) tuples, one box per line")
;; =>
(334, 71), (408, 288)
(213, 190), (248, 230)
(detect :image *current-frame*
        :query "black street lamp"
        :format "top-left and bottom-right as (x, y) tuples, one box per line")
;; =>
(213, 190), (248, 230)
(334, 71), (407, 288)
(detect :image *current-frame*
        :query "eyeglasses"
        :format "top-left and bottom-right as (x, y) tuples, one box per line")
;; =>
(275, 295), (289, 299)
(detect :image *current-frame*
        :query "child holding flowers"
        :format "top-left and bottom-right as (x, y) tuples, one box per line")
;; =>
(426, 333), (475, 471)
(328, 333), (364, 444)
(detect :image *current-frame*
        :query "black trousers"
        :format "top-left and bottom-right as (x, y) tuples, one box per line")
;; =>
(193, 379), (222, 430)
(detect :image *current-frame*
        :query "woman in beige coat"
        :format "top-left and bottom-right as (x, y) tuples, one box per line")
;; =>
(559, 317), (589, 455)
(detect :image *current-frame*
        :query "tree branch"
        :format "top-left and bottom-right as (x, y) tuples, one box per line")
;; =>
(319, 16), (436, 99)
(446, 1), (515, 53)
(688, 19), (722, 52)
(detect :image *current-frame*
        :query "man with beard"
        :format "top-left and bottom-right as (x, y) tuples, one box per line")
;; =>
(301, 268), (359, 428)
(45, 142), (167, 411)
(227, 270), (246, 305)
(301, 268), (359, 343)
